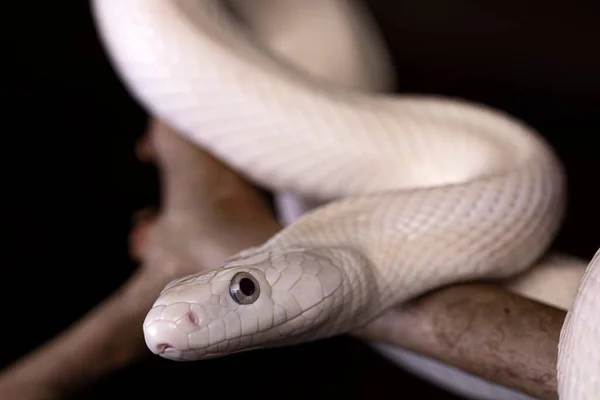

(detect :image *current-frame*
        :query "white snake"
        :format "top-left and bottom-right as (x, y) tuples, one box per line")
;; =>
(91, 1), (599, 398)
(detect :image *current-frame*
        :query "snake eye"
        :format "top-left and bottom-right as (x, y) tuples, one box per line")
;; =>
(229, 272), (260, 305)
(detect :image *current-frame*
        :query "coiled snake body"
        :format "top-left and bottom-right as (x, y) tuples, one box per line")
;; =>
(91, 1), (599, 398)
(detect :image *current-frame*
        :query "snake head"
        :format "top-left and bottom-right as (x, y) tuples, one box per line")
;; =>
(143, 247), (344, 361)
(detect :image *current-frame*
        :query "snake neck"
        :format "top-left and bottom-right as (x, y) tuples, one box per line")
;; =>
(244, 244), (395, 341)
(262, 154), (565, 339)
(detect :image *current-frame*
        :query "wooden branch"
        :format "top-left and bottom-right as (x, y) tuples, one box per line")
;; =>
(355, 284), (562, 399)
(0, 121), (281, 399)
(0, 120), (560, 399)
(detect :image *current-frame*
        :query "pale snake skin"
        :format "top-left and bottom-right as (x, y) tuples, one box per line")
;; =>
(91, 1), (599, 398)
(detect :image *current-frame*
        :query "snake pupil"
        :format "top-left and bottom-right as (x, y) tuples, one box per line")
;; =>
(239, 278), (256, 296)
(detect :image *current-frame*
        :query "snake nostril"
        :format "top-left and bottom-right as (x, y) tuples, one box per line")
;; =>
(187, 311), (199, 326)
(156, 343), (174, 353)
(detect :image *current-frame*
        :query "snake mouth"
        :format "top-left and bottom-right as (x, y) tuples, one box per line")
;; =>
(155, 343), (175, 354)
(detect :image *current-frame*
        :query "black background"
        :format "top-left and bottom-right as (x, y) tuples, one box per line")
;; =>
(1, 1), (598, 399)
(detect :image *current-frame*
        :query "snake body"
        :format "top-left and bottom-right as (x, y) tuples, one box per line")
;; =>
(91, 1), (599, 398)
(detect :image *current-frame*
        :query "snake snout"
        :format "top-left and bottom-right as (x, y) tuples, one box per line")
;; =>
(144, 318), (190, 357)
(143, 302), (204, 359)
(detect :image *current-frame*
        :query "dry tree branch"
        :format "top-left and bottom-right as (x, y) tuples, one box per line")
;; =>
(0, 120), (561, 400)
